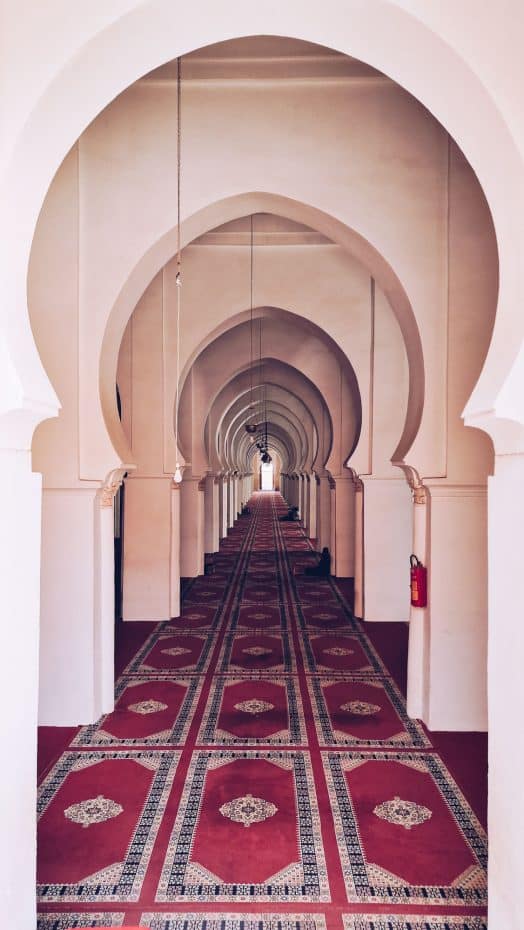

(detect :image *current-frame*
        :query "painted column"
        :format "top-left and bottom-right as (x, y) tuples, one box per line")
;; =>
(96, 477), (121, 715)
(308, 472), (317, 540)
(299, 473), (306, 521)
(170, 479), (181, 618)
(330, 475), (355, 578)
(39, 485), (100, 724)
(423, 482), (488, 731)
(180, 476), (205, 577)
(361, 477), (412, 622)
(219, 476), (228, 539)
(123, 476), (174, 621)
(329, 476), (337, 569)
(317, 472), (331, 552)
(302, 474), (310, 533)
(406, 483), (430, 719)
(204, 473), (220, 554)
(353, 478), (364, 618)
(0, 448), (43, 930)
(487, 453), (524, 930)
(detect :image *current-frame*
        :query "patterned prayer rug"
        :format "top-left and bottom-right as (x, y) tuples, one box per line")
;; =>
(198, 675), (305, 744)
(301, 633), (386, 676)
(241, 582), (281, 604)
(162, 605), (221, 630)
(324, 751), (487, 905)
(234, 603), (287, 630)
(299, 603), (359, 631)
(73, 676), (202, 746)
(123, 632), (215, 675)
(156, 749), (329, 902)
(308, 675), (430, 748)
(37, 750), (180, 902)
(218, 631), (295, 674)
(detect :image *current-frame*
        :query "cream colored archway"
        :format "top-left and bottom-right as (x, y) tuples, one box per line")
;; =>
(2, 8), (520, 929)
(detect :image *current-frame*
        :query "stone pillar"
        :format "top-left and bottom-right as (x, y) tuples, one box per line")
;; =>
(227, 475), (235, 528)
(487, 453), (524, 930)
(361, 477), (412, 622)
(234, 474), (240, 517)
(0, 448), (43, 930)
(317, 472), (331, 552)
(423, 482), (488, 731)
(123, 475), (175, 621)
(219, 475), (228, 539)
(330, 475), (355, 578)
(299, 473), (306, 521)
(406, 483), (430, 719)
(39, 487), (100, 723)
(307, 473), (317, 540)
(301, 474), (309, 532)
(204, 473), (220, 554)
(170, 479), (181, 618)
(353, 478), (364, 618)
(96, 479), (120, 715)
(180, 476), (205, 577)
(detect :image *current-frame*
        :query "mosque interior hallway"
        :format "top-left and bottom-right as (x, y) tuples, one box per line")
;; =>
(36, 492), (488, 930)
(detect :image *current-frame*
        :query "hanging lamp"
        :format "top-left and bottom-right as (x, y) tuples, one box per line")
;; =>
(173, 57), (183, 483)
(245, 215), (258, 435)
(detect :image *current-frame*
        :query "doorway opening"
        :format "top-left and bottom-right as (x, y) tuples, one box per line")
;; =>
(261, 461), (274, 490)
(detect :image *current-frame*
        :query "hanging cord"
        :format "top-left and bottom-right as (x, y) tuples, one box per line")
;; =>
(174, 57), (182, 469)
(250, 214), (254, 415)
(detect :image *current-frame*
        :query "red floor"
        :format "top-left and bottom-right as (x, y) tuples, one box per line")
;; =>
(37, 493), (487, 930)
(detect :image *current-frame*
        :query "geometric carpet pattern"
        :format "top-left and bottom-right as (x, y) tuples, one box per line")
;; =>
(37, 492), (487, 929)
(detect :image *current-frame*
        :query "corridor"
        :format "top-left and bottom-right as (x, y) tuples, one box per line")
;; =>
(36, 493), (487, 930)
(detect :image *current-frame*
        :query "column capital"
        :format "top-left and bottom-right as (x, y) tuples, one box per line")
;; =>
(99, 465), (132, 507)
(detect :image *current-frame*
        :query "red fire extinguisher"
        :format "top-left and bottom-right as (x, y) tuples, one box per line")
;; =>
(410, 554), (427, 608)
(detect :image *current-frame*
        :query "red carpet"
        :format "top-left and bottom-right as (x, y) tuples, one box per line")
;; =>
(37, 492), (487, 930)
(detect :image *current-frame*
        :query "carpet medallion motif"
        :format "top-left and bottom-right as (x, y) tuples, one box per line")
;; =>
(373, 795), (433, 829)
(219, 792), (278, 827)
(63, 794), (124, 828)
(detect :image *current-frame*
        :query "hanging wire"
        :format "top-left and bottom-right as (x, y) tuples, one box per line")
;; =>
(250, 215), (254, 411)
(174, 57), (182, 478)
(245, 214), (259, 436)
